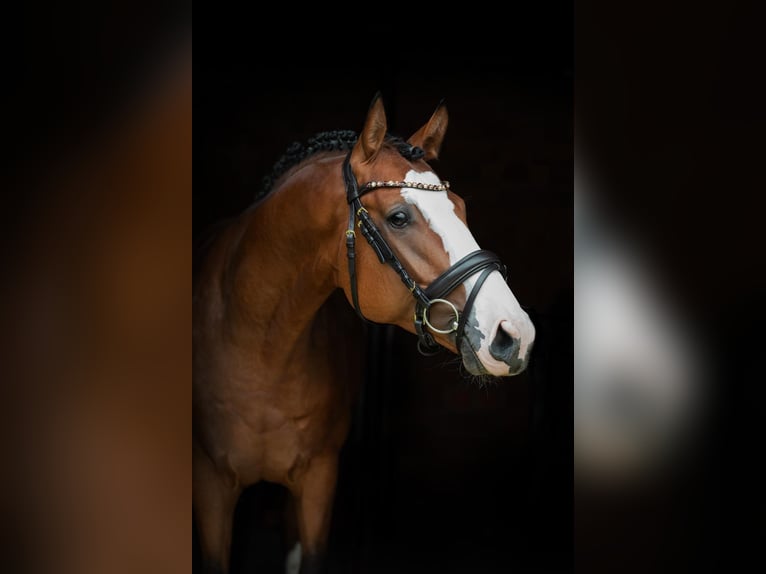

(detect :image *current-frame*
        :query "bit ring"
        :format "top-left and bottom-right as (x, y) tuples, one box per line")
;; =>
(423, 298), (460, 334)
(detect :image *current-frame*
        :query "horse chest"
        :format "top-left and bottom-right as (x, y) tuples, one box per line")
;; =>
(222, 376), (352, 486)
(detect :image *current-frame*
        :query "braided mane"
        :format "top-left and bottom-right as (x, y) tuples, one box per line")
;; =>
(255, 130), (424, 202)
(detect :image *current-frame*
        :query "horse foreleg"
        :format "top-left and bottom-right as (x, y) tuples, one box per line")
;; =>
(291, 453), (339, 574)
(193, 444), (240, 574)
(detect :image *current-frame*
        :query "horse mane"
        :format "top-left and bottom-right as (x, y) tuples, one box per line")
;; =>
(255, 130), (425, 202)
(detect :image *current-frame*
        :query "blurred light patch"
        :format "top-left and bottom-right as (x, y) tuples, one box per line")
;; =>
(574, 160), (709, 487)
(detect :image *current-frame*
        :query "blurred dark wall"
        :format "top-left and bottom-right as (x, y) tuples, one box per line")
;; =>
(2, 6), (191, 574)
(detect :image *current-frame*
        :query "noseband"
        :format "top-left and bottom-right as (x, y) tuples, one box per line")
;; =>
(343, 150), (507, 356)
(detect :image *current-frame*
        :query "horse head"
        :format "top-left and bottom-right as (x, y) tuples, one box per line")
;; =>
(340, 94), (535, 377)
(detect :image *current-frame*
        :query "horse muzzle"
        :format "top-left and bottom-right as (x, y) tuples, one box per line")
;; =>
(460, 315), (535, 377)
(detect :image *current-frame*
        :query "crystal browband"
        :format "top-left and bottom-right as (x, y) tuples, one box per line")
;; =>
(358, 180), (450, 195)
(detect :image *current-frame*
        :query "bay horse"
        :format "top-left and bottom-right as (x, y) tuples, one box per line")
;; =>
(193, 93), (536, 573)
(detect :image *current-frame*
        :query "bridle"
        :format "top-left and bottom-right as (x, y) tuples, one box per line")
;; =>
(343, 148), (507, 356)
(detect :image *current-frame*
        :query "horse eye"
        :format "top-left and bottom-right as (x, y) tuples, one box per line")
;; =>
(387, 211), (410, 229)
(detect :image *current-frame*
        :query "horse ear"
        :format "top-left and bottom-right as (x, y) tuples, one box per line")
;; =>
(408, 100), (448, 161)
(351, 92), (388, 165)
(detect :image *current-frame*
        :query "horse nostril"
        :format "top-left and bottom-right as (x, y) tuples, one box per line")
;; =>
(489, 321), (520, 363)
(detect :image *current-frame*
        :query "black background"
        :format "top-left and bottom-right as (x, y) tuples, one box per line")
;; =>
(193, 6), (573, 574)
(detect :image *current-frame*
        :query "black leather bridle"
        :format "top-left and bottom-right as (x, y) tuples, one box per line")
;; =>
(343, 149), (507, 355)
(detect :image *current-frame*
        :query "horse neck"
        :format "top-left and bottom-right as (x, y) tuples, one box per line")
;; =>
(223, 156), (345, 360)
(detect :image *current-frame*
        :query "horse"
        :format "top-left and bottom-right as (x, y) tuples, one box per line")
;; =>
(192, 93), (536, 574)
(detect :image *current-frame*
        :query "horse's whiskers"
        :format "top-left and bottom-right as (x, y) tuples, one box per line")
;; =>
(458, 364), (501, 390)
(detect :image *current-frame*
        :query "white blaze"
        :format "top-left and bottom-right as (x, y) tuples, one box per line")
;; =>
(400, 170), (535, 372)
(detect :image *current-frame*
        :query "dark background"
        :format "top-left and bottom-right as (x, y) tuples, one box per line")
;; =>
(6, 1), (762, 573)
(193, 7), (573, 573)
(4, 1), (764, 574)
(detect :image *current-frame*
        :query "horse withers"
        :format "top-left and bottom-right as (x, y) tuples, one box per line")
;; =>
(193, 94), (535, 573)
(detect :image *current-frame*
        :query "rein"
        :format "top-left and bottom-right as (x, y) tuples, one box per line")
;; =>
(343, 150), (507, 355)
